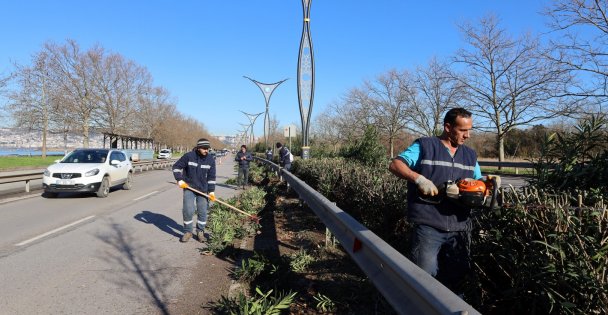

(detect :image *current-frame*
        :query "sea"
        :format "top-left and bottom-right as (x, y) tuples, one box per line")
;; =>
(0, 148), (67, 157)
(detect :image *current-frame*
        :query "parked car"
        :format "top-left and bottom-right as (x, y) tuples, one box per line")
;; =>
(42, 148), (133, 198)
(158, 149), (172, 159)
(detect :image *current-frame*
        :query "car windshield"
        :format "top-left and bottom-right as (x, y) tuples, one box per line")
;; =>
(61, 150), (109, 163)
(160, 149), (170, 153)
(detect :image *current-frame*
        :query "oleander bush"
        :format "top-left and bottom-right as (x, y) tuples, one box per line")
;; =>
(291, 154), (608, 313)
(291, 157), (409, 251)
(206, 187), (265, 254)
(531, 113), (608, 201)
(471, 190), (608, 314)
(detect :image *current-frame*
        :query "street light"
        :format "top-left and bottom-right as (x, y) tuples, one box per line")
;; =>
(243, 76), (288, 149)
(239, 111), (263, 148)
(238, 123), (251, 147)
(297, 0), (315, 159)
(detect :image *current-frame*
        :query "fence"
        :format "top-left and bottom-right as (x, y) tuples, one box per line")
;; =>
(258, 157), (481, 315)
(0, 159), (175, 193)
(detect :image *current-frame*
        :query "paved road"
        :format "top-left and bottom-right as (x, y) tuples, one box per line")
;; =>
(0, 157), (240, 314)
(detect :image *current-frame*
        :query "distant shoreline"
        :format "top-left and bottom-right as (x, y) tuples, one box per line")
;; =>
(0, 148), (70, 156)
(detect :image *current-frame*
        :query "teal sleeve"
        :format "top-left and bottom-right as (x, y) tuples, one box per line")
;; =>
(473, 162), (482, 179)
(397, 141), (421, 168)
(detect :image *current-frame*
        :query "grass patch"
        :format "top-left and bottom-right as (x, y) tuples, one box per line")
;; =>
(0, 156), (63, 171)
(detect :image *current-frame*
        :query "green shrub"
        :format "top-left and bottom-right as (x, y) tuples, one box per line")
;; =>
(210, 287), (296, 314)
(531, 114), (608, 200)
(472, 197), (608, 314)
(339, 125), (387, 167)
(291, 157), (409, 251)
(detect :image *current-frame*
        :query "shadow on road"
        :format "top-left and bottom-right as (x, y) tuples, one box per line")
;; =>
(95, 220), (172, 315)
(134, 210), (182, 239)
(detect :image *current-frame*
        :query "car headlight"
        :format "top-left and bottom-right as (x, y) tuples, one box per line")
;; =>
(85, 168), (100, 177)
(44, 169), (50, 177)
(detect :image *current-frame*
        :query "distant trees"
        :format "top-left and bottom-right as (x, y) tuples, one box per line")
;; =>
(455, 14), (575, 163)
(310, 12), (597, 161)
(2, 39), (216, 153)
(545, 0), (608, 105)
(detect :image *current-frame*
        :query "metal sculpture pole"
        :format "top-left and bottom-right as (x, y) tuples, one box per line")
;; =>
(238, 123), (251, 147)
(297, 0), (314, 159)
(239, 111), (263, 148)
(243, 76), (288, 149)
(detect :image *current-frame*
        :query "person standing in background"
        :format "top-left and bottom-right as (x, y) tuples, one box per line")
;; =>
(234, 144), (252, 190)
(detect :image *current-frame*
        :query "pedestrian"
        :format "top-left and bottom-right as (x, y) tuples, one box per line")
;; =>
(388, 108), (484, 296)
(275, 142), (292, 171)
(172, 138), (217, 243)
(265, 147), (273, 161)
(234, 144), (252, 189)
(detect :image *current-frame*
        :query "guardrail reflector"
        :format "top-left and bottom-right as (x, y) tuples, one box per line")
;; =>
(353, 238), (362, 252)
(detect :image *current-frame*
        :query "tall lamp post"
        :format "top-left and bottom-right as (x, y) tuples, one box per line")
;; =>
(240, 111), (263, 148)
(297, 0), (315, 159)
(243, 76), (288, 150)
(238, 123), (251, 147)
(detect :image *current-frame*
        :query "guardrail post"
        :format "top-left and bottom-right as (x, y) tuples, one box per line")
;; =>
(25, 180), (30, 193)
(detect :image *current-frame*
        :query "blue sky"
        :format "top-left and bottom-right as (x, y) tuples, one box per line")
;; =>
(0, 0), (551, 137)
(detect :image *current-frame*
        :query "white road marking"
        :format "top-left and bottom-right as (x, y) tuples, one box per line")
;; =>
(15, 215), (96, 246)
(133, 191), (159, 201)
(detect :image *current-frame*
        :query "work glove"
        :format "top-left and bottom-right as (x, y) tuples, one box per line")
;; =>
(208, 192), (216, 202)
(415, 175), (439, 196)
(177, 180), (188, 189)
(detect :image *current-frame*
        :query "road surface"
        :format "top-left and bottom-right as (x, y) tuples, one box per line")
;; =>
(0, 157), (240, 314)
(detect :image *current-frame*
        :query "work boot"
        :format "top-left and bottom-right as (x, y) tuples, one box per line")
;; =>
(180, 232), (192, 243)
(197, 230), (206, 243)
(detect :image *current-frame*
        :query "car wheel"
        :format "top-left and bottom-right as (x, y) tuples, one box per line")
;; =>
(96, 177), (110, 198)
(123, 172), (133, 190)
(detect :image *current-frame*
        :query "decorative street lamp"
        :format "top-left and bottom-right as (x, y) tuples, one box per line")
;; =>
(297, 0), (315, 159)
(243, 76), (288, 149)
(239, 111), (263, 147)
(238, 123), (251, 147)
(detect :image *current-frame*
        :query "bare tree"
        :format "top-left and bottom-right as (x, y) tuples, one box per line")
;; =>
(412, 57), (464, 137)
(311, 107), (342, 154)
(363, 69), (413, 157)
(45, 40), (98, 147)
(455, 14), (574, 162)
(545, 0), (608, 105)
(330, 90), (373, 142)
(90, 51), (145, 135)
(5, 51), (57, 157)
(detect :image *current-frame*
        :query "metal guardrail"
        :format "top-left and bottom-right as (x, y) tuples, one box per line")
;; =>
(478, 160), (536, 175)
(257, 157), (480, 315)
(0, 159), (176, 193)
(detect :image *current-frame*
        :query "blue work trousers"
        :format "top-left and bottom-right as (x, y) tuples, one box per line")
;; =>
(409, 224), (471, 294)
(237, 167), (249, 187)
(182, 189), (209, 233)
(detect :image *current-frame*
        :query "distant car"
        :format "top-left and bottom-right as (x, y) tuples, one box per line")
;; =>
(42, 148), (133, 198)
(158, 149), (172, 159)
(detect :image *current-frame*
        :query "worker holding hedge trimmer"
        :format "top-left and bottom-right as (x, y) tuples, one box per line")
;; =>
(389, 108), (500, 298)
(172, 138), (217, 243)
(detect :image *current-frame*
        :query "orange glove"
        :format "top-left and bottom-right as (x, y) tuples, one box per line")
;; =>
(177, 180), (188, 189)
(208, 192), (216, 202)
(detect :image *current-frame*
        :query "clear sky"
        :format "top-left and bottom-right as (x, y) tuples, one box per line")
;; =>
(0, 0), (551, 137)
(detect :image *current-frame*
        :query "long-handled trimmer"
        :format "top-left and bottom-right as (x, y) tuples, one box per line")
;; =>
(180, 183), (261, 224)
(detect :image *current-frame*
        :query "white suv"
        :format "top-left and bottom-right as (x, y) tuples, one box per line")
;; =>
(42, 148), (133, 198)
(158, 149), (172, 159)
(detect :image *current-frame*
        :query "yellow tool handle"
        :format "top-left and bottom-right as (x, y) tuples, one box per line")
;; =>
(184, 186), (255, 219)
